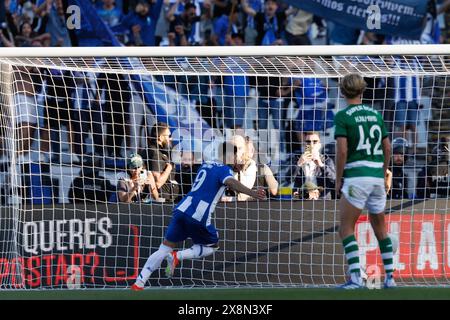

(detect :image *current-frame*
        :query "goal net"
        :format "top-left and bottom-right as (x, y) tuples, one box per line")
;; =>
(0, 45), (449, 289)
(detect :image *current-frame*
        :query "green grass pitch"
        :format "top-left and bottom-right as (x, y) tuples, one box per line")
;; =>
(0, 287), (449, 300)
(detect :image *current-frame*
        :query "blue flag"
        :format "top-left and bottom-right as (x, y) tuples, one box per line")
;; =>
(282, 0), (428, 40)
(68, 0), (121, 46)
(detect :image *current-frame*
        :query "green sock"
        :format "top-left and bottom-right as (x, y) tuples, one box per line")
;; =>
(379, 237), (394, 277)
(342, 235), (360, 274)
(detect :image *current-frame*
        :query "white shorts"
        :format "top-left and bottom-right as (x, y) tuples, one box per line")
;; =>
(14, 94), (37, 125)
(342, 177), (386, 214)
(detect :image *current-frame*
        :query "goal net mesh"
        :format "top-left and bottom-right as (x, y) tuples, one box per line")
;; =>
(0, 52), (449, 289)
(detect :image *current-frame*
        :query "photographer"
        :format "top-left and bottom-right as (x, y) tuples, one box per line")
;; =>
(293, 131), (336, 200)
(141, 122), (180, 203)
(231, 135), (257, 201)
(117, 153), (159, 203)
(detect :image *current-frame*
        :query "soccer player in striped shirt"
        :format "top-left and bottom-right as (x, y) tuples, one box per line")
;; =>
(131, 142), (266, 290)
(334, 74), (395, 289)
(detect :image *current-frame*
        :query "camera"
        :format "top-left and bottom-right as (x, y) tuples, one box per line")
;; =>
(304, 144), (312, 154)
(140, 169), (147, 180)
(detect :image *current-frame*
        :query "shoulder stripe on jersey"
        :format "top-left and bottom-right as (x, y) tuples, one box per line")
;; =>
(222, 176), (234, 184)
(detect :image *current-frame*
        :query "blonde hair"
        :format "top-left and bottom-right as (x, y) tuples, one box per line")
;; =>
(303, 131), (320, 138)
(340, 73), (367, 99)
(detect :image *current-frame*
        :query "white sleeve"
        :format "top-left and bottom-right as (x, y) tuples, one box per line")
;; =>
(237, 160), (257, 201)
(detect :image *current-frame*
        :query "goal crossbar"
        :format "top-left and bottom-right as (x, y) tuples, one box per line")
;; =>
(0, 45), (449, 58)
(0, 45), (448, 78)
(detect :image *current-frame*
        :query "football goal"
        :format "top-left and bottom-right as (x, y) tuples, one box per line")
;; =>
(0, 45), (449, 289)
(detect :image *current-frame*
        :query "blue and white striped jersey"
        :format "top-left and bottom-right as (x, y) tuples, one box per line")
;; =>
(174, 162), (234, 226)
(393, 74), (421, 103)
(385, 24), (440, 102)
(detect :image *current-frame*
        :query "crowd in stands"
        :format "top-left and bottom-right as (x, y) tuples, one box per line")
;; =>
(1, 0), (447, 48)
(1, 0), (450, 205)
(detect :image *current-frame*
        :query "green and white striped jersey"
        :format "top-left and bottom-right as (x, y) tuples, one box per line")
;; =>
(334, 104), (388, 179)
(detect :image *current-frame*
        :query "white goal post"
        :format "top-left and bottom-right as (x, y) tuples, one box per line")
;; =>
(1, 44), (450, 56)
(0, 45), (449, 289)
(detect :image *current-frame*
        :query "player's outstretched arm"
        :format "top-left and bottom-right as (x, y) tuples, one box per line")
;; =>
(225, 178), (267, 200)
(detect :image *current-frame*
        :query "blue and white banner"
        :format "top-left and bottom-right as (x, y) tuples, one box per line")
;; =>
(283, 0), (428, 40)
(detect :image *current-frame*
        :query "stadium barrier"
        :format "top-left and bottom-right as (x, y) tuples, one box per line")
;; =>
(0, 199), (448, 289)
